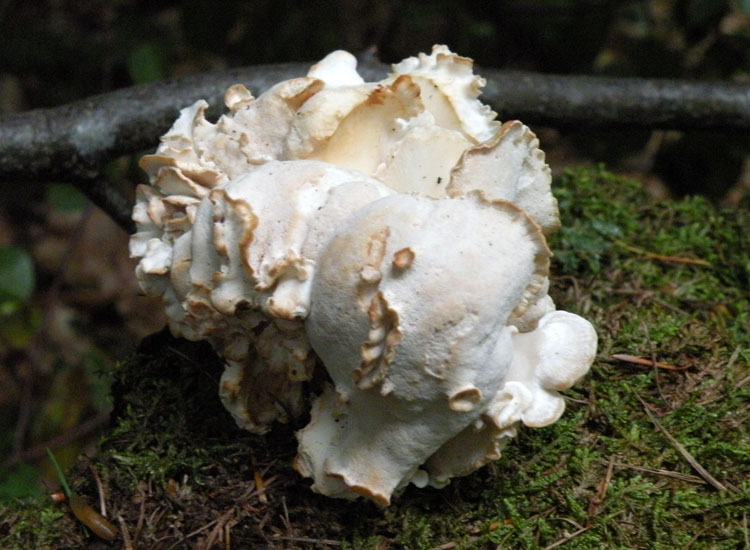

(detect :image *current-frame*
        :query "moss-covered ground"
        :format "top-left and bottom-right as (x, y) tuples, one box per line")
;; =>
(1, 166), (749, 549)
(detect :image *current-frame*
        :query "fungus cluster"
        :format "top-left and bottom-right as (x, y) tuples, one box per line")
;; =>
(130, 46), (597, 505)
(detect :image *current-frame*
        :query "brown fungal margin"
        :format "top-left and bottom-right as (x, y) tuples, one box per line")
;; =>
(392, 247), (415, 270)
(355, 291), (402, 391)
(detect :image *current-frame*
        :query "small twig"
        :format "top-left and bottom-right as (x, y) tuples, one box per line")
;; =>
(587, 457), (615, 521)
(615, 240), (711, 266)
(642, 323), (669, 406)
(684, 524), (714, 549)
(273, 535), (342, 546)
(203, 509), (235, 550)
(166, 345), (203, 367)
(633, 391), (730, 492)
(89, 464), (107, 518)
(612, 354), (691, 371)
(225, 521), (231, 550)
(238, 471), (278, 502)
(164, 535), (189, 550)
(542, 526), (590, 550)
(563, 395), (589, 405)
(529, 506), (558, 522)
(726, 345), (741, 371)
(651, 297), (690, 316)
(281, 496), (292, 536)
(257, 508), (271, 530)
(430, 543), (458, 550)
(118, 515), (134, 550)
(555, 517), (585, 531)
(133, 485), (146, 548)
(743, 511), (749, 550)
(148, 505), (166, 532)
(608, 461), (706, 484)
(253, 470), (268, 504)
(557, 275), (582, 308)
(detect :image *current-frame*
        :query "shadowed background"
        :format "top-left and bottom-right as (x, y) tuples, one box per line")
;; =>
(1, 0), (749, 501)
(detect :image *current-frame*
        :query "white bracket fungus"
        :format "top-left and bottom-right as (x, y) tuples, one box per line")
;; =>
(130, 45), (598, 505)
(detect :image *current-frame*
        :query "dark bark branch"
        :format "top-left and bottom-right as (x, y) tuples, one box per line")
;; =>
(0, 62), (319, 183)
(0, 62), (326, 231)
(74, 177), (136, 233)
(2, 58), (749, 228)
(481, 69), (750, 131)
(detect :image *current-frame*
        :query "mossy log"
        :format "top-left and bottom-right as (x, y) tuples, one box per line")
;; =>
(2, 167), (749, 549)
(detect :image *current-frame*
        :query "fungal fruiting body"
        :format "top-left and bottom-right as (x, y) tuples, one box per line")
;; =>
(130, 45), (597, 505)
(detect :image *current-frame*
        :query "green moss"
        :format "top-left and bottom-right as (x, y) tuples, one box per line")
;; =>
(3, 166), (749, 549)
(0, 498), (72, 550)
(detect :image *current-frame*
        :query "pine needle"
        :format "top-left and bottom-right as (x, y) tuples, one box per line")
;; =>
(633, 392), (730, 492)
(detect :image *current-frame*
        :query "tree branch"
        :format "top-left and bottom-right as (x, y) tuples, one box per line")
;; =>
(2, 58), (749, 229)
(481, 69), (750, 130)
(0, 62), (323, 231)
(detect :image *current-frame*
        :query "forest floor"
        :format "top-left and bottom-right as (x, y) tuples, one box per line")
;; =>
(1, 166), (748, 550)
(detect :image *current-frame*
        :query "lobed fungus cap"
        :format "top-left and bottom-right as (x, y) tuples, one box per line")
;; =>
(129, 44), (597, 504)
